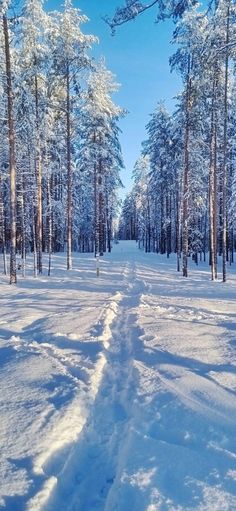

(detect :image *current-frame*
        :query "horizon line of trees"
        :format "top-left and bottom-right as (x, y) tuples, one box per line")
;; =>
(118, 0), (236, 282)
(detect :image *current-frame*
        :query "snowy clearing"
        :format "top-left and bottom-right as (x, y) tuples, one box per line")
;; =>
(1, 241), (236, 511)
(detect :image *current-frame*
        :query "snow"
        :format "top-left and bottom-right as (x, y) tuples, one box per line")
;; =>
(1, 241), (236, 510)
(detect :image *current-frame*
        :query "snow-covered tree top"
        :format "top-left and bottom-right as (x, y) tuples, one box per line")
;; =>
(83, 59), (124, 121)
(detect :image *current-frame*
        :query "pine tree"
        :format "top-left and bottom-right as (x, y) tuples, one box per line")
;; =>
(18, 0), (51, 275)
(79, 60), (123, 256)
(3, 9), (17, 284)
(51, 0), (96, 270)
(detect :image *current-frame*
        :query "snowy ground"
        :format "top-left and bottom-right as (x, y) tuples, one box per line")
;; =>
(1, 241), (236, 511)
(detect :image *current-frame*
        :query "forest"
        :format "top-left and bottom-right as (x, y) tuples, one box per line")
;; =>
(118, 0), (236, 281)
(1, 2), (236, 510)
(1, 0), (236, 284)
(0, 0), (124, 283)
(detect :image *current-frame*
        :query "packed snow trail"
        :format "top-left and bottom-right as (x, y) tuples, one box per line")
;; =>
(41, 258), (149, 511)
(1, 241), (236, 510)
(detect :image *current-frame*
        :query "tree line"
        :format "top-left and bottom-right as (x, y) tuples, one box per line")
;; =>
(0, 0), (124, 283)
(118, 0), (236, 281)
(2, 0), (236, 283)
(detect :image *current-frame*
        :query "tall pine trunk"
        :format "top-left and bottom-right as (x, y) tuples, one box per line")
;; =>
(209, 75), (217, 280)
(222, 4), (230, 283)
(66, 60), (72, 270)
(47, 175), (52, 276)
(19, 168), (26, 277)
(176, 189), (181, 272)
(0, 175), (7, 275)
(98, 141), (105, 256)
(94, 161), (99, 256)
(213, 122), (218, 277)
(105, 189), (111, 253)
(3, 15), (17, 284)
(35, 73), (43, 274)
(182, 56), (192, 278)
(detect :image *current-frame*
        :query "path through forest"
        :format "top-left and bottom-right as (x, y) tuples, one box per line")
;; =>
(1, 242), (236, 511)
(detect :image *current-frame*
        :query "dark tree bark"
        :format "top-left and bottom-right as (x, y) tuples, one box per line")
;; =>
(3, 15), (17, 284)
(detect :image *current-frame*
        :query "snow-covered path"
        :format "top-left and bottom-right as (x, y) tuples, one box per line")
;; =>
(1, 242), (236, 510)
(43, 257), (151, 511)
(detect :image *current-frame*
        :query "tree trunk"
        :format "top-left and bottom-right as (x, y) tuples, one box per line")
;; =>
(98, 144), (105, 255)
(94, 161), (99, 256)
(32, 206), (37, 278)
(93, 130), (99, 257)
(47, 175), (52, 276)
(213, 121), (218, 277)
(222, 4), (230, 283)
(182, 56), (192, 278)
(19, 167), (26, 277)
(105, 190), (111, 253)
(209, 76), (217, 280)
(166, 193), (171, 258)
(35, 73), (43, 274)
(0, 175), (7, 275)
(3, 15), (17, 284)
(66, 61), (72, 270)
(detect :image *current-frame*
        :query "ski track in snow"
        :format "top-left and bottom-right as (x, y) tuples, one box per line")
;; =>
(36, 259), (148, 511)
(1, 243), (236, 510)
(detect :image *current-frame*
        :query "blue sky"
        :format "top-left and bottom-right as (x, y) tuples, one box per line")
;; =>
(47, 0), (182, 195)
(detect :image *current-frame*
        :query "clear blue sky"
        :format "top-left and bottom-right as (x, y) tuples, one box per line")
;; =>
(47, 0), (182, 196)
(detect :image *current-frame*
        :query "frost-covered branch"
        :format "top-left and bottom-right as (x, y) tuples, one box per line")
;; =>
(104, 0), (159, 31)
(104, 0), (197, 32)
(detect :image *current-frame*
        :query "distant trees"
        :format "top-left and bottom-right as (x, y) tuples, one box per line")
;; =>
(132, 155), (150, 251)
(119, 0), (236, 281)
(0, 0), (124, 282)
(79, 61), (123, 256)
(143, 105), (173, 255)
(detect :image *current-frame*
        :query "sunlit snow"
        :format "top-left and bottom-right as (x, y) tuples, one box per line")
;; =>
(1, 241), (236, 511)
